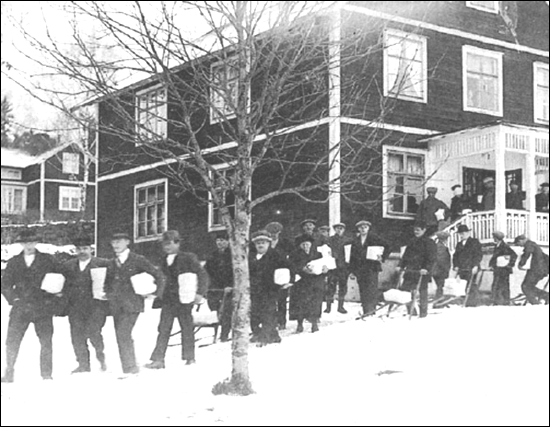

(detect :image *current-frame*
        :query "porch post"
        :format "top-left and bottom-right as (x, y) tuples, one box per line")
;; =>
(526, 132), (537, 241)
(495, 126), (506, 234)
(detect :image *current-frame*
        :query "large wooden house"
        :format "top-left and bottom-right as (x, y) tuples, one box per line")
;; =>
(93, 1), (549, 260)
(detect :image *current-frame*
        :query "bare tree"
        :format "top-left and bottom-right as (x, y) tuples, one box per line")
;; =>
(4, 1), (436, 395)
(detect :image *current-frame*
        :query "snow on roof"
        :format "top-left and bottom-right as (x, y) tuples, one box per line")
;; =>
(0, 147), (37, 168)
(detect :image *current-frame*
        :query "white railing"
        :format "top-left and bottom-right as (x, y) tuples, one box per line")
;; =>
(503, 126), (549, 156)
(537, 213), (549, 244)
(444, 211), (496, 250)
(506, 209), (528, 239)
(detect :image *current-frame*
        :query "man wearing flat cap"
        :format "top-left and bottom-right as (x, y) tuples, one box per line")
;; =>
(349, 220), (391, 316)
(416, 187), (450, 236)
(535, 183), (549, 213)
(514, 235), (549, 305)
(488, 232), (517, 306)
(63, 234), (111, 373)
(104, 231), (166, 376)
(325, 223), (352, 314)
(294, 218), (323, 249)
(481, 176), (495, 211)
(452, 225), (483, 306)
(1, 229), (63, 383)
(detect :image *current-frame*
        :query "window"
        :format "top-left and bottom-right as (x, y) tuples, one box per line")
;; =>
(383, 147), (426, 218)
(62, 152), (80, 175)
(1, 185), (26, 214)
(534, 62), (549, 124)
(134, 179), (167, 241)
(210, 57), (239, 123)
(383, 29), (428, 103)
(463, 46), (503, 116)
(1, 168), (22, 180)
(59, 186), (82, 211)
(466, 1), (499, 13)
(208, 166), (236, 231)
(135, 85), (167, 142)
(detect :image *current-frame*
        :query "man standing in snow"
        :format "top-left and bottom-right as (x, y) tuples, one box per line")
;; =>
(514, 235), (549, 305)
(325, 223), (352, 314)
(488, 231), (517, 306)
(452, 225), (483, 307)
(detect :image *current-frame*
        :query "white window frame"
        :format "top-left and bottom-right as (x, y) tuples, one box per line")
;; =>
(208, 163), (239, 232)
(383, 29), (428, 104)
(534, 62), (549, 125)
(62, 152), (80, 175)
(135, 84), (168, 144)
(465, 1), (499, 13)
(462, 45), (503, 116)
(59, 186), (82, 212)
(382, 146), (427, 220)
(210, 57), (240, 124)
(1, 167), (22, 181)
(134, 178), (168, 242)
(1, 184), (26, 215)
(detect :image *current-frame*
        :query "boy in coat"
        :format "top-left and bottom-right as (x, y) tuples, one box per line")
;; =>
(452, 225), (483, 307)
(146, 230), (209, 368)
(326, 223), (352, 314)
(488, 231), (518, 306)
(63, 234), (111, 373)
(514, 235), (549, 305)
(432, 231), (451, 299)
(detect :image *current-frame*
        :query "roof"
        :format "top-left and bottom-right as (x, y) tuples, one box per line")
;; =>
(0, 148), (37, 168)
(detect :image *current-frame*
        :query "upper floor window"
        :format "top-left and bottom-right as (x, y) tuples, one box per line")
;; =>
(59, 186), (82, 211)
(1, 167), (22, 181)
(383, 29), (428, 103)
(208, 165), (236, 231)
(134, 178), (167, 241)
(62, 152), (80, 175)
(136, 85), (167, 143)
(462, 46), (503, 116)
(383, 147), (426, 219)
(534, 62), (549, 124)
(466, 1), (499, 13)
(1, 185), (26, 214)
(210, 57), (239, 124)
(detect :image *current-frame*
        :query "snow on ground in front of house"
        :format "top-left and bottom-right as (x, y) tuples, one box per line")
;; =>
(1, 297), (548, 426)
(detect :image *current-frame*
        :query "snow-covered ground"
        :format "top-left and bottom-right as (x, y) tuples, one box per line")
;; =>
(1, 298), (548, 426)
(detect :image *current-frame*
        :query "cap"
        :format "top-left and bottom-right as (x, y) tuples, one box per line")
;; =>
(16, 229), (39, 243)
(426, 187), (438, 193)
(355, 220), (372, 228)
(514, 234), (528, 244)
(111, 232), (131, 241)
(72, 234), (93, 247)
(457, 224), (470, 233)
(492, 231), (505, 240)
(414, 221), (427, 230)
(295, 234), (315, 246)
(332, 223), (346, 230)
(161, 230), (181, 243)
(451, 184), (462, 191)
(265, 222), (283, 234)
(251, 230), (272, 243)
(541, 182), (550, 188)
(483, 177), (495, 184)
(436, 231), (450, 240)
(509, 181), (519, 186)
(212, 231), (229, 240)
(318, 225), (330, 232)
(300, 219), (317, 227)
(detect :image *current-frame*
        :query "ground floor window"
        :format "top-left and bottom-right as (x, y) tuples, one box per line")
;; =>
(134, 178), (167, 241)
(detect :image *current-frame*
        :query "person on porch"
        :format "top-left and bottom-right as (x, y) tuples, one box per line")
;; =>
(452, 224), (483, 307)
(416, 187), (450, 236)
(481, 177), (495, 211)
(506, 181), (524, 210)
(535, 183), (549, 213)
(514, 235), (549, 305)
(450, 184), (472, 222)
(488, 231), (518, 306)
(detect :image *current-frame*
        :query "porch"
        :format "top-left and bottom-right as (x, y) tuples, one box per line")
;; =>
(425, 123), (549, 246)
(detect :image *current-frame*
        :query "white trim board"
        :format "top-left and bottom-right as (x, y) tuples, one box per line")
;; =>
(27, 179), (97, 186)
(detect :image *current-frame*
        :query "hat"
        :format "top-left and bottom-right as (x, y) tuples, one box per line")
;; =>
(541, 182), (550, 188)
(483, 177), (495, 184)
(111, 232), (131, 241)
(457, 224), (470, 233)
(72, 234), (93, 247)
(509, 181), (519, 187)
(355, 220), (372, 229)
(212, 231), (229, 240)
(492, 231), (505, 240)
(436, 231), (450, 240)
(318, 225), (330, 232)
(300, 219), (317, 227)
(414, 221), (427, 230)
(332, 223), (346, 230)
(16, 229), (39, 243)
(251, 230), (272, 243)
(514, 234), (528, 244)
(295, 234), (315, 246)
(161, 230), (181, 243)
(451, 184), (462, 191)
(265, 222), (283, 234)
(427, 187), (438, 193)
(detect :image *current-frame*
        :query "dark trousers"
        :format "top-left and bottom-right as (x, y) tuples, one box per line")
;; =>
(69, 304), (108, 369)
(112, 311), (140, 373)
(433, 276), (446, 298)
(458, 270), (479, 307)
(403, 272), (430, 318)
(326, 268), (348, 303)
(251, 292), (280, 343)
(276, 289), (288, 327)
(151, 303), (195, 362)
(5, 308), (53, 378)
(492, 268), (511, 306)
(219, 290), (233, 340)
(356, 269), (379, 315)
(522, 271), (549, 305)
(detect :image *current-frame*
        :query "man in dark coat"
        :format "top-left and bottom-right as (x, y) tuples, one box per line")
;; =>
(506, 182), (524, 210)
(489, 231), (518, 306)
(104, 232), (166, 376)
(294, 218), (323, 249)
(204, 231), (233, 341)
(63, 235), (110, 373)
(326, 223), (352, 314)
(397, 222), (437, 318)
(535, 183), (549, 213)
(249, 231), (286, 345)
(450, 184), (472, 222)
(514, 235), (549, 305)
(146, 230), (209, 369)
(432, 231), (452, 299)
(416, 187), (450, 236)
(481, 177), (496, 211)
(349, 220), (392, 316)
(452, 225), (483, 307)
(1, 229), (64, 383)
(264, 222), (294, 330)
